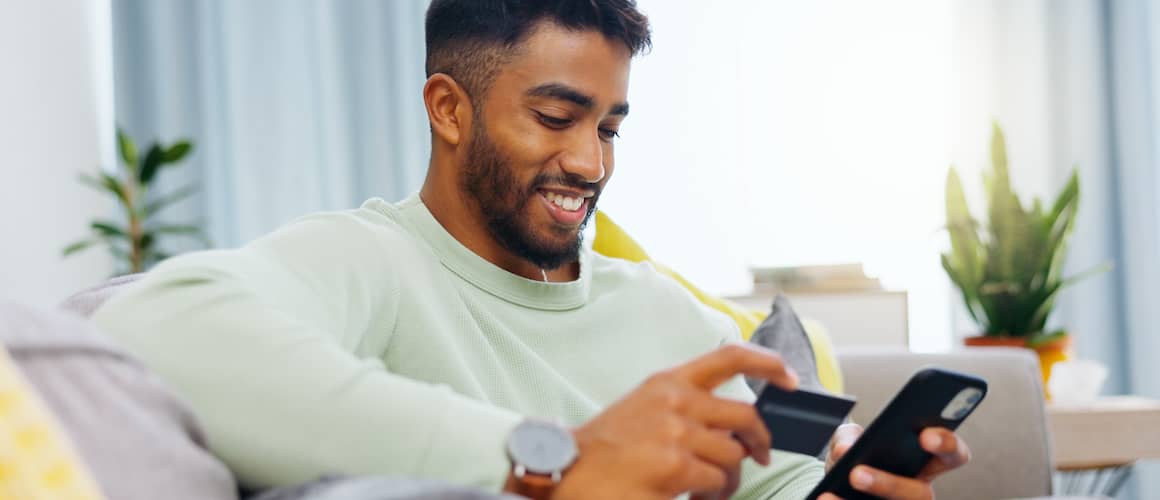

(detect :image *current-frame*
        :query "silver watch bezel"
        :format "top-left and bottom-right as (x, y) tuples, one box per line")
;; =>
(505, 418), (579, 479)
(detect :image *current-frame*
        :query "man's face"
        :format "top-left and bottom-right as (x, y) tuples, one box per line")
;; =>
(460, 23), (631, 271)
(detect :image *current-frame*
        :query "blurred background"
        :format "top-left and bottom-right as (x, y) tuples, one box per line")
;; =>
(2, 1), (1158, 498)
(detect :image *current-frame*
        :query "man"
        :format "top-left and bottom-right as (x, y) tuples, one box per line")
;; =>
(95, 1), (970, 499)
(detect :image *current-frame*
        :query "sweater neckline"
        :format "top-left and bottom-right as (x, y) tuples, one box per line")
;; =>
(370, 195), (591, 311)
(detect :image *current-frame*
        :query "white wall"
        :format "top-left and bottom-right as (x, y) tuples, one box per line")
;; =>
(606, 0), (958, 351)
(0, 0), (115, 307)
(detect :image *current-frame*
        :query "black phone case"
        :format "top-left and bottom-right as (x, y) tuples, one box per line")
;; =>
(806, 367), (988, 500)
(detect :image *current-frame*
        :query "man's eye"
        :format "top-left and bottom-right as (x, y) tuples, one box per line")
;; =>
(599, 128), (621, 142)
(537, 113), (571, 128)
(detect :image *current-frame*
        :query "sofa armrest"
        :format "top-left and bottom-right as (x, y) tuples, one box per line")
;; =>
(1, 303), (238, 500)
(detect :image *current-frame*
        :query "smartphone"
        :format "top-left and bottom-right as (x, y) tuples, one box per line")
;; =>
(806, 367), (987, 500)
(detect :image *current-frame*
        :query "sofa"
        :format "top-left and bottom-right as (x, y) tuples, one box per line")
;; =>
(0, 275), (1085, 500)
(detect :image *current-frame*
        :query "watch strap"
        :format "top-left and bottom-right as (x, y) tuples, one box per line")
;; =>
(504, 465), (560, 500)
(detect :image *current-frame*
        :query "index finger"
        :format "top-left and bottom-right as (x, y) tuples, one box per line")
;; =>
(676, 344), (800, 390)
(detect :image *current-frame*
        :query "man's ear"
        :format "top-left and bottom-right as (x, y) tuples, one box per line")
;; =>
(423, 74), (473, 147)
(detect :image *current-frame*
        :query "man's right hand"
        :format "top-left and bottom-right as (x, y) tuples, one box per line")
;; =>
(551, 344), (800, 500)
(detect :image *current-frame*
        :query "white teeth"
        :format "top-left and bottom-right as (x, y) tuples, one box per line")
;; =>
(546, 192), (583, 212)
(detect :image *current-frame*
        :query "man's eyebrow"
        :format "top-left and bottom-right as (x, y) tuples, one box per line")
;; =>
(526, 83), (630, 116)
(526, 83), (594, 109)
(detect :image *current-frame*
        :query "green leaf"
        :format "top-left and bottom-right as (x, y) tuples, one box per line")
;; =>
(143, 250), (173, 268)
(142, 184), (199, 217)
(990, 122), (1009, 185)
(1026, 330), (1068, 349)
(1047, 170), (1080, 232)
(163, 141), (192, 164)
(78, 173), (106, 191)
(62, 238), (98, 257)
(90, 220), (129, 239)
(152, 224), (202, 235)
(984, 123), (1029, 286)
(152, 224), (211, 246)
(945, 167), (982, 287)
(1041, 171), (1080, 283)
(140, 232), (155, 251)
(1021, 284), (1057, 334)
(117, 128), (138, 171)
(139, 144), (166, 185)
(1023, 263), (1110, 335)
(78, 172), (131, 206)
(1060, 262), (1114, 288)
(942, 252), (981, 324)
(976, 293), (1001, 334)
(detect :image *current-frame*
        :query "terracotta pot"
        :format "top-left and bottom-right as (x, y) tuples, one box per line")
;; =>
(963, 335), (1074, 399)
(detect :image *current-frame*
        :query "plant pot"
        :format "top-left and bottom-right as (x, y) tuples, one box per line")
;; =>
(963, 334), (1074, 399)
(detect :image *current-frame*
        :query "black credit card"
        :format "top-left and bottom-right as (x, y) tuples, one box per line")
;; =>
(755, 384), (856, 456)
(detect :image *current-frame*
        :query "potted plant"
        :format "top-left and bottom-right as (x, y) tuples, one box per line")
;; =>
(63, 128), (209, 274)
(941, 123), (1109, 393)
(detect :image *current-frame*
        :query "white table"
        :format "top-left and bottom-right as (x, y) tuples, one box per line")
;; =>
(1047, 396), (1160, 496)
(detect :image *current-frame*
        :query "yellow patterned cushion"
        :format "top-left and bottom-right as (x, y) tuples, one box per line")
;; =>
(592, 211), (844, 394)
(0, 344), (105, 500)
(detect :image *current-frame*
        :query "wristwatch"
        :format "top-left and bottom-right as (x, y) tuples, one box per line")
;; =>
(504, 419), (579, 500)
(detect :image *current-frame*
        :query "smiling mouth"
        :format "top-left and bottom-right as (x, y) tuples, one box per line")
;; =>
(543, 191), (586, 211)
(537, 188), (594, 226)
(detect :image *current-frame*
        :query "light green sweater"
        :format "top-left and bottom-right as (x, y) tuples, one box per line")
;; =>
(93, 195), (822, 499)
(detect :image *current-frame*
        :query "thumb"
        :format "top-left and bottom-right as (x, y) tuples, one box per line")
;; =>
(828, 423), (863, 470)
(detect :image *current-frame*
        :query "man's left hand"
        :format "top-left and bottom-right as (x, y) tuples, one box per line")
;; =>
(820, 423), (971, 500)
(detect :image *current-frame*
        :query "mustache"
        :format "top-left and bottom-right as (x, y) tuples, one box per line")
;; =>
(528, 173), (602, 197)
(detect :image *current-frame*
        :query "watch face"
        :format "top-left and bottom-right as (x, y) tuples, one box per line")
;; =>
(507, 420), (579, 474)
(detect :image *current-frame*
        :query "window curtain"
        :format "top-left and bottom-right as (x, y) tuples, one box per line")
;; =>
(112, 0), (431, 248)
(955, 1), (1160, 497)
(1100, 2), (1160, 495)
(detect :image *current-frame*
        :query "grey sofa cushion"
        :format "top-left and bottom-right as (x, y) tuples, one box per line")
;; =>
(746, 294), (825, 393)
(0, 302), (240, 500)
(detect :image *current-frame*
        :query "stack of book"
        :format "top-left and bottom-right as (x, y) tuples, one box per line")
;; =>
(750, 263), (882, 294)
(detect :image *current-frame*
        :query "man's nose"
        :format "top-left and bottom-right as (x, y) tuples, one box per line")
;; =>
(559, 129), (606, 183)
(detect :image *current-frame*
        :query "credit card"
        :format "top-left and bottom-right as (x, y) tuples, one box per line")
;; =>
(755, 384), (856, 456)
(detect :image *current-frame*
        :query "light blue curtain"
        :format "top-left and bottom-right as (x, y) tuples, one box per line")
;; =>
(1041, 1), (1160, 498)
(112, 0), (431, 248)
(1100, 0), (1160, 495)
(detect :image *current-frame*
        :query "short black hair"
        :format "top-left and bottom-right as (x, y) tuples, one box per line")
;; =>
(425, 0), (651, 102)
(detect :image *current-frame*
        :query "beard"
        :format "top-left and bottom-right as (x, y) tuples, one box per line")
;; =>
(461, 122), (600, 271)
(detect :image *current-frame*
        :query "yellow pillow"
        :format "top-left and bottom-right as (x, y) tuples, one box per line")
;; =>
(0, 345), (105, 500)
(798, 318), (844, 395)
(592, 211), (844, 394)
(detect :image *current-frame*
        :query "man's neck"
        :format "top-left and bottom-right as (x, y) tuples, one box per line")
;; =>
(418, 186), (580, 283)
